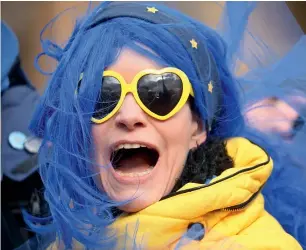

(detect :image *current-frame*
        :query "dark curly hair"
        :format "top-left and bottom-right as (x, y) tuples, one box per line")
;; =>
(171, 136), (234, 193)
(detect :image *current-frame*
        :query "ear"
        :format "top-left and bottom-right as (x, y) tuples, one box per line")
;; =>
(189, 114), (207, 149)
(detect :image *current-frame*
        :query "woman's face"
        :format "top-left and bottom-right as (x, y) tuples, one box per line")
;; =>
(92, 48), (206, 212)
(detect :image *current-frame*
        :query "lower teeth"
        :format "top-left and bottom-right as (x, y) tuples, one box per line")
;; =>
(115, 166), (154, 177)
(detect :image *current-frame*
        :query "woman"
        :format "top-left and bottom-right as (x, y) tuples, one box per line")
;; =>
(23, 2), (305, 249)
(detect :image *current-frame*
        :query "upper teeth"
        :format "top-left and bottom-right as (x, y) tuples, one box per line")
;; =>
(115, 143), (148, 151)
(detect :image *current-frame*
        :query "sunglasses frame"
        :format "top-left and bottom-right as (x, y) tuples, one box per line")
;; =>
(78, 67), (194, 124)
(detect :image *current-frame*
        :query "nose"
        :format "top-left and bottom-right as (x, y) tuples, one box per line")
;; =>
(114, 94), (147, 131)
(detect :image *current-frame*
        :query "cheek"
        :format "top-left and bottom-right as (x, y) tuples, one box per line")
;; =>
(155, 108), (195, 157)
(92, 127), (103, 154)
(159, 106), (194, 143)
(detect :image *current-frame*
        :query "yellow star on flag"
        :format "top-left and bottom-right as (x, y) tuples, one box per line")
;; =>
(208, 81), (213, 93)
(190, 39), (198, 49)
(147, 7), (158, 13)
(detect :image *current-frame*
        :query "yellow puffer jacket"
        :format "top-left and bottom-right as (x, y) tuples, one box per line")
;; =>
(111, 137), (302, 250)
(47, 137), (301, 249)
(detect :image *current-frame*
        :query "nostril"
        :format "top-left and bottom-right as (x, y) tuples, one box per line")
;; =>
(134, 122), (145, 128)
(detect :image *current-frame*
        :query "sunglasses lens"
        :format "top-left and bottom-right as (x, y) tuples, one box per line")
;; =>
(93, 76), (121, 120)
(137, 73), (183, 116)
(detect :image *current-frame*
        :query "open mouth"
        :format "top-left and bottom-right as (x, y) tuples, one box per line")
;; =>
(111, 143), (159, 177)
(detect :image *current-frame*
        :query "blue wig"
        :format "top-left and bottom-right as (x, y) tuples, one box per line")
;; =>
(22, 2), (306, 249)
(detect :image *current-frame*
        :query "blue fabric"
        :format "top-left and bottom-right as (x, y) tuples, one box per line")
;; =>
(1, 22), (19, 92)
(2, 77), (10, 92)
(219, 3), (306, 248)
(1, 85), (40, 181)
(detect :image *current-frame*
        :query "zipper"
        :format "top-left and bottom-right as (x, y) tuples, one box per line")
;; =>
(220, 184), (264, 212)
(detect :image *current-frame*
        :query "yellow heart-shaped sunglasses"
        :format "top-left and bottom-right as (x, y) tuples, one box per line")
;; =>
(78, 67), (194, 124)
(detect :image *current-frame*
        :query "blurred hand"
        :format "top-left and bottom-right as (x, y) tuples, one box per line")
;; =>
(245, 97), (301, 137)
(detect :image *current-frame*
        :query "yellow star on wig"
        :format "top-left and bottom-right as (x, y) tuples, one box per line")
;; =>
(147, 7), (158, 13)
(208, 81), (213, 93)
(190, 39), (198, 49)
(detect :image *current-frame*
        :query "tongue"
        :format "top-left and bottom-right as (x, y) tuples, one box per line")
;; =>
(115, 151), (152, 173)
